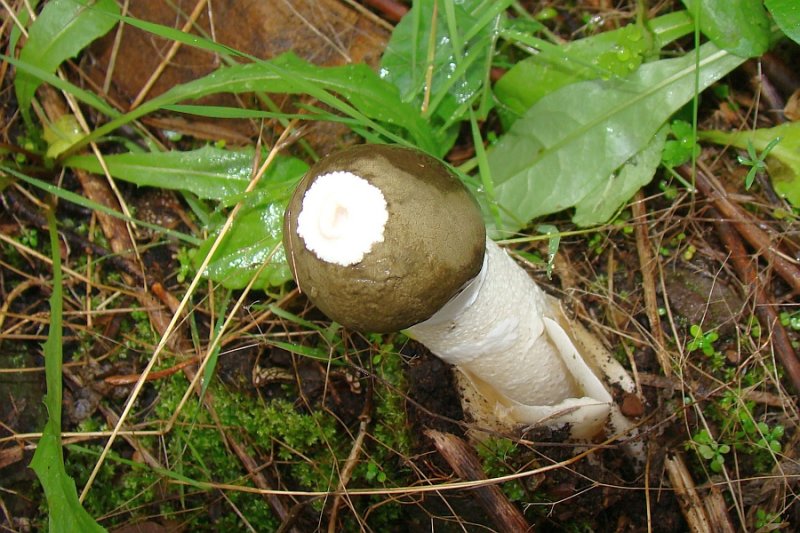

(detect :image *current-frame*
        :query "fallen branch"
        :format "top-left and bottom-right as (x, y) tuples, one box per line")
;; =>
(426, 429), (530, 532)
(684, 163), (800, 295)
(710, 209), (800, 393)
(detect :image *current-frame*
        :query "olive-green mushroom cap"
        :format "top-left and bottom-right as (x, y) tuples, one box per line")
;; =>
(283, 145), (486, 332)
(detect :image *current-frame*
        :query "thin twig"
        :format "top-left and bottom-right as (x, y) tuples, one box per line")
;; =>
(685, 163), (800, 295)
(327, 384), (373, 532)
(632, 190), (671, 377)
(709, 209), (800, 393)
(130, 0), (209, 109)
(426, 429), (531, 532)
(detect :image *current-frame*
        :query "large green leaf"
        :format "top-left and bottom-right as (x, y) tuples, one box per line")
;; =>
(765, 0), (800, 46)
(494, 11), (695, 120)
(700, 123), (800, 207)
(378, 0), (514, 154)
(572, 126), (668, 226)
(193, 157), (308, 289)
(496, 22), (653, 116)
(65, 146), (259, 199)
(30, 210), (106, 533)
(487, 42), (745, 233)
(682, 0), (771, 57)
(16, 0), (119, 123)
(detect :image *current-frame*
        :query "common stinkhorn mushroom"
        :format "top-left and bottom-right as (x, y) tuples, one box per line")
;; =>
(284, 144), (639, 444)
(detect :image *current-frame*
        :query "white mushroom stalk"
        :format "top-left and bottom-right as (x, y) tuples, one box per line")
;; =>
(408, 239), (636, 440)
(283, 145), (640, 448)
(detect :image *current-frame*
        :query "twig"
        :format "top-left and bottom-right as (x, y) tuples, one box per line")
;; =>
(359, 0), (408, 23)
(4, 188), (144, 282)
(684, 163), (800, 295)
(665, 453), (711, 533)
(426, 429), (531, 532)
(637, 372), (790, 408)
(632, 190), (671, 377)
(709, 209), (800, 393)
(327, 384), (373, 532)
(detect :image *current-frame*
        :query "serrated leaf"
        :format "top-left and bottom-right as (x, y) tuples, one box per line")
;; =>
(193, 158), (308, 289)
(65, 146), (259, 199)
(486, 42), (745, 233)
(766, 0), (800, 46)
(682, 0), (770, 57)
(700, 122), (800, 207)
(16, 0), (119, 123)
(30, 210), (106, 533)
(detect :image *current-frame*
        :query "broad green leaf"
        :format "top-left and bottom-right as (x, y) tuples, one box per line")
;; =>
(16, 0), (119, 123)
(495, 11), (695, 118)
(765, 0), (800, 45)
(496, 22), (653, 116)
(487, 42), (745, 233)
(381, 0), (498, 114)
(682, 0), (770, 57)
(30, 210), (106, 533)
(193, 158), (308, 289)
(69, 53), (437, 157)
(572, 126), (668, 226)
(700, 123), (800, 207)
(380, 0), (509, 150)
(66, 146), (259, 199)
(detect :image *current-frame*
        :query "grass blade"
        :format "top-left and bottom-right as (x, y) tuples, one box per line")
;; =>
(29, 207), (106, 532)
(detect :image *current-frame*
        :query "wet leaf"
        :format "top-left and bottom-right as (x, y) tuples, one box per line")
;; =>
(682, 0), (770, 57)
(486, 42), (745, 233)
(496, 22), (652, 116)
(66, 146), (259, 199)
(30, 210), (106, 533)
(380, 0), (509, 150)
(16, 0), (119, 124)
(572, 126), (667, 226)
(44, 115), (84, 158)
(193, 157), (308, 289)
(700, 122), (800, 207)
(766, 0), (800, 45)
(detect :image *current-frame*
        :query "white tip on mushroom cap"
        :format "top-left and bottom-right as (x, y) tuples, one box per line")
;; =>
(296, 171), (389, 266)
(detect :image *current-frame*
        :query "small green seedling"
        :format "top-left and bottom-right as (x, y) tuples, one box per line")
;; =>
(779, 310), (800, 331)
(737, 410), (784, 454)
(754, 508), (782, 530)
(691, 429), (730, 473)
(662, 120), (700, 168)
(738, 136), (782, 190)
(687, 324), (719, 357)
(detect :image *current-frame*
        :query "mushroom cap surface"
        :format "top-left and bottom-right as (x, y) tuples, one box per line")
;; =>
(284, 144), (486, 332)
